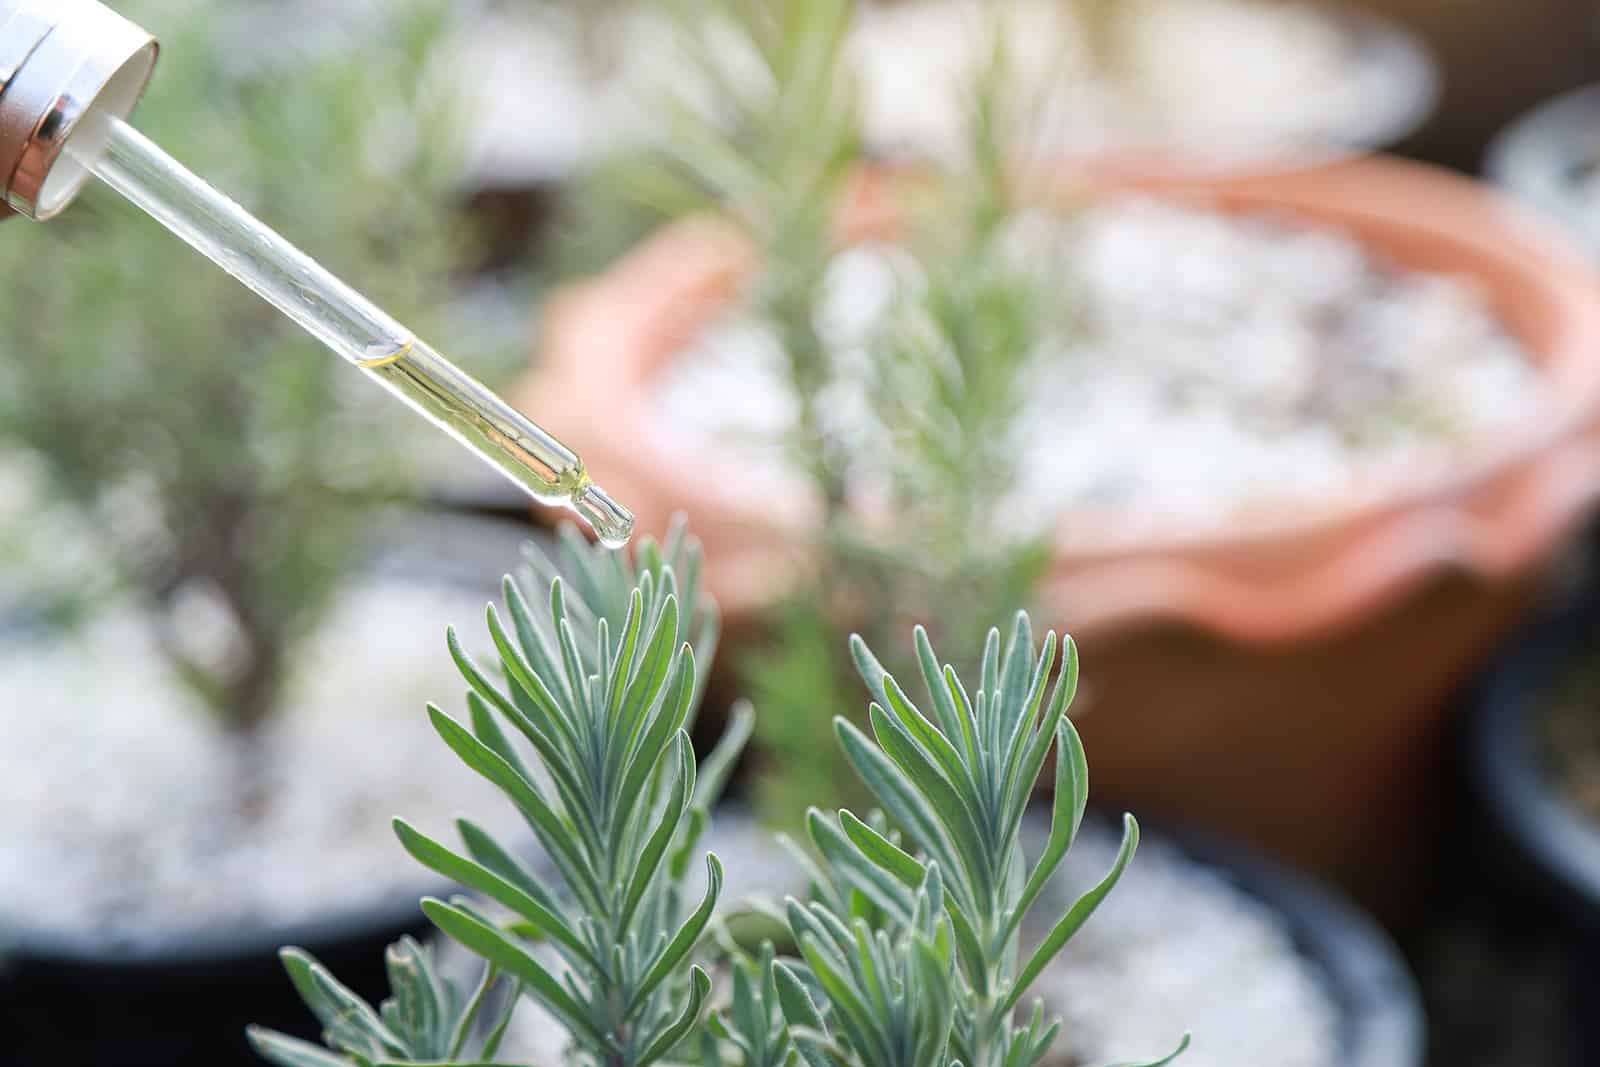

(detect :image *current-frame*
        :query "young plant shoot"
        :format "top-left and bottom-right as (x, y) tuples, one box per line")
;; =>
(249, 526), (1185, 1067)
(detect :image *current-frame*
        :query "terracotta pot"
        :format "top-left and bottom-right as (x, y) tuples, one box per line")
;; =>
(514, 157), (1600, 911)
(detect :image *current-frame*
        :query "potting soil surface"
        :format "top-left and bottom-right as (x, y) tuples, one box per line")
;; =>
(487, 814), (1340, 1067)
(0, 579), (527, 948)
(653, 199), (1539, 543)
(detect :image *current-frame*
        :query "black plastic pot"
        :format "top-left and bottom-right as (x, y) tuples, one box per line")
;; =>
(1462, 544), (1600, 1064)
(704, 808), (1424, 1067)
(1147, 822), (1425, 1067)
(0, 512), (543, 1067)
(1484, 83), (1600, 257)
(0, 894), (431, 1066)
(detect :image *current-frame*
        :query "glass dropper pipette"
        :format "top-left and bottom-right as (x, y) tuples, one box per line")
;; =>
(0, 0), (632, 547)
(67, 116), (633, 549)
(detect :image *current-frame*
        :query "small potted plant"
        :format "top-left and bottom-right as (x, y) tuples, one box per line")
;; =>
(0, 0), (529, 1060)
(1461, 533), (1600, 1061)
(511, 0), (1600, 906)
(1486, 84), (1600, 256)
(243, 522), (1421, 1067)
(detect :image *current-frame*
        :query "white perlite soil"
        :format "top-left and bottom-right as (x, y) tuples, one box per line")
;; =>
(451, 0), (1425, 188)
(652, 199), (1542, 540)
(0, 580), (524, 949)
(1026, 820), (1339, 1067)
(488, 815), (1340, 1067)
(852, 0), (1427, 165)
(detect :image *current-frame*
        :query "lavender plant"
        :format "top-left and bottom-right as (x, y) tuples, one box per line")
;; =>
(249, 527), (1184, 1067)
(765, 622), (1190, 1067)
(249, 521), (744, 1067)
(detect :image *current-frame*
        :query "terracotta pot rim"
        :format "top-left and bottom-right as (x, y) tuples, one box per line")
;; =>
(525, 154), (1600, 644)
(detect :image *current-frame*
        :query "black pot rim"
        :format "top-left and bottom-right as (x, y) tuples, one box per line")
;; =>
(717, 804), (1424, 1067)
(0, 884), (443, 970)
(1146, 818), (1425, 1067)
(0, 509), (545, 972)
(1462, 564), (1600, 916)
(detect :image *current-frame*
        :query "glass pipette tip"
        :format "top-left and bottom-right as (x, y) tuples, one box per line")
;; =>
(66, 115), (633, 549)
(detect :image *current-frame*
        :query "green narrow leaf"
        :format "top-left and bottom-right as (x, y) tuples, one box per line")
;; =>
(381, 936), (436, 1053)
(867, 704), (993, 905)
(446, 963), (498, 1060)
(996, 630), (1057, 799)
(465, 690), (598, 849)
(994, 612), (1034, 747)
(463, 691), (535, 797)
(773, 961), (826, 1032)
(834, 717), (968, 906)
(907, 935), (956, 1067)
(612, 594), (683, 765)
(808, 809), (915, 925)
(837, 809), (924, 885)
(612, 645), (696, 847)
(1005, 637), (1078, 827)
(482, 604), (591, 764)
(1004, 814), (1139, 1012)
(1003, 717), (1090, 951)
(449, 620), (586, 782)
(503, 572), (569, 700)
(979, 626), (1002, 753)
(627, 853), (724, 1017)
(1106, 1033), (1192, 1067)
(943, 666), (985, 774)
(616, 732), (695, 933)
(427, 706), (604, 910)
(731, 956), (761, 1051)
(606, 588), (646, 720)
(849, 633), (892, 709)
(945, 899), (989, 994)
(449, 624), (547, 732)
(278, 948), (404, 1059)
(880, 673), (974, 803)
(479, 979), (523, 1060)
(914, 627), (971, 755)
(636, 966), (714, 1067)
(393, 819), (596, 969)
(420, 898), (607, 1048)
(245, 1028), (355, 1067)
(453, 818), (565, 920)
(553, 614), (595, 729)
(794, 933), (892, 1067)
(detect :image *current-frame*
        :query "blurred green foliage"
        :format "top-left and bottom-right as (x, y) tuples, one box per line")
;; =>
(0, 0), (468, 732)
(588, 0), (1060, 829)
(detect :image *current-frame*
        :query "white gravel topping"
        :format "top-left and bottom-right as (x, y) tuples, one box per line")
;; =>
(651, 200), (1541, 540)
(0, 579), (522, 949)
(1029, 819), (1339, 1067)
(853, 0), (1429, 165)
(488, 814), (1341, 1066)
(450, 0), (1429, 187)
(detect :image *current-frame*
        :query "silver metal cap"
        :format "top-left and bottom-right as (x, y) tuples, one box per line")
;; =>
(0, 0), (157, 219)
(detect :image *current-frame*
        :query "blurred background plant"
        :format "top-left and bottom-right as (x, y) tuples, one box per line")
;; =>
(0, 0), (475, 737)
(571, 0), (1065, 830)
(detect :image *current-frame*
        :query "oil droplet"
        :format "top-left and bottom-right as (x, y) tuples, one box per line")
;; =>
(357, 337), (414, 369)
(575, 484), (634, 549)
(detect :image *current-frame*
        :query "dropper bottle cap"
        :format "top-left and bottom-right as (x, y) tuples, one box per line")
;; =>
(0, 0), (158, 219)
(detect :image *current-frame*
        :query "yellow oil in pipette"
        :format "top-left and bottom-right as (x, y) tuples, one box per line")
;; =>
(66, 114), (632, 548)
